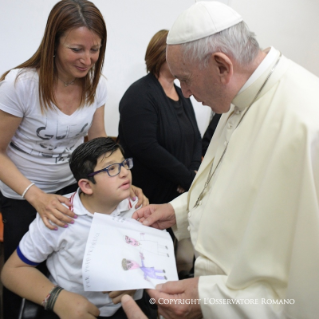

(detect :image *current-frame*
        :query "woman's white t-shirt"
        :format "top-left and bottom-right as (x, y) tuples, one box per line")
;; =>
(0, 68), (107, 198)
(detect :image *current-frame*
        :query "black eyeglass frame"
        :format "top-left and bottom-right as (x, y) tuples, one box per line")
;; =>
(87, 158), (133, 177)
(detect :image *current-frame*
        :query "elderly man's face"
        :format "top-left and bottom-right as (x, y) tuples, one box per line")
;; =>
(166, 45), (231, 114)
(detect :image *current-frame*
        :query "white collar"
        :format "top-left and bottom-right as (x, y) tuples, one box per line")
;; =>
(238, 47), (277, 94)
(69, 188), (134, 217)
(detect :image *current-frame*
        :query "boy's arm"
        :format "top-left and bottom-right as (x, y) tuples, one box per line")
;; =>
(1, 251), (100, 319)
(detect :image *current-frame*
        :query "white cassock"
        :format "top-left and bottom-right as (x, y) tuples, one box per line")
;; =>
(171, 47), (319, 319)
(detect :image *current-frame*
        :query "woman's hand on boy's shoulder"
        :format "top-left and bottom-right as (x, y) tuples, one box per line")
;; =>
(54, 289), (100, 319)
(131, 185), (149, 207)
(26, 187), (76, 230)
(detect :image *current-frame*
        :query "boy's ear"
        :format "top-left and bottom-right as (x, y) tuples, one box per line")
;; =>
(78, 178), (94, 195)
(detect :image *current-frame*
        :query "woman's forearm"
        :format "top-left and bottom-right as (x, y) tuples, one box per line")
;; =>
(0, 152), (37, 197)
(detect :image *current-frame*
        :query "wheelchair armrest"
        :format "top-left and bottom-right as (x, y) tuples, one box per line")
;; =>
(18, 298), (42, 319)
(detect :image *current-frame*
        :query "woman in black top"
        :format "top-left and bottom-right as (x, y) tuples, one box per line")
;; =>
(118, 30), (201, 204)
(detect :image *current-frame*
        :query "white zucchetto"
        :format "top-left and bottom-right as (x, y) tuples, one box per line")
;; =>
(167, 1), (243, 45)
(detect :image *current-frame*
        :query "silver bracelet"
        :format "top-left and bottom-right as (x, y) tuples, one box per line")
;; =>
(21, 183), (35, 198)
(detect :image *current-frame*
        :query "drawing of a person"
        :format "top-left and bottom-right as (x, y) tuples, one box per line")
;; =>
(122, 252), (167, 281)
(125, 233), (169, 257)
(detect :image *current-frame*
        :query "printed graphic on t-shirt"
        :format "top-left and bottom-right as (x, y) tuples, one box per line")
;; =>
(12, 116), (91, 163)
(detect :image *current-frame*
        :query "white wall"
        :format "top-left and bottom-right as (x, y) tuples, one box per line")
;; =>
(0, 0), (318, 136)
(230, 0), (319, 77)
(97, 0), (212, 136)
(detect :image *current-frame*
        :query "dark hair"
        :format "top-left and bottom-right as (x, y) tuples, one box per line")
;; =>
(145, 29), (169, 77)
(69, 137), (124, 183)
(0, 0), (107, 112)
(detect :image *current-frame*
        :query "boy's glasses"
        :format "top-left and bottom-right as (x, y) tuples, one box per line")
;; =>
(87, 158), (133, 177)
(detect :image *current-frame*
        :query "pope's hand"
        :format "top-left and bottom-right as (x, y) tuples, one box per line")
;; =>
(147, 277), (202, 319)
(121, 295), (147, 319)
(106, 290), (136, 304)
(132, 203), (176, 230)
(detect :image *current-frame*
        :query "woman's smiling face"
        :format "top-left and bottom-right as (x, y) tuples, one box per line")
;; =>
(55, 26), (101, 81)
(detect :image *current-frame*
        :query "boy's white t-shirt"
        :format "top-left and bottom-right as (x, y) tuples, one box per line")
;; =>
(0, 69), (108, 198)
(17, 190), (143, 317)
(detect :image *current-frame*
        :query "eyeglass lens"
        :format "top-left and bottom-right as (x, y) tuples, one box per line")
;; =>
(108, 158), (133, 176)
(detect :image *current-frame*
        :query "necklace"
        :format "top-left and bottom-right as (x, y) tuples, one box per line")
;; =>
(193, 53), (282, 209)
(58, 77), (76, 87)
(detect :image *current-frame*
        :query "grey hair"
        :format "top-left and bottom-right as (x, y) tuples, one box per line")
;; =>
(180, 21), (260, 68)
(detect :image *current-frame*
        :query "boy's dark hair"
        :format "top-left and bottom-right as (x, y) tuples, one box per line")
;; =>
(69, 137), (124, 183)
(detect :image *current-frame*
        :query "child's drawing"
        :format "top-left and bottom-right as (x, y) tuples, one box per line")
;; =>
(125, 233), (169, 257)
(122, 252), (167, 281)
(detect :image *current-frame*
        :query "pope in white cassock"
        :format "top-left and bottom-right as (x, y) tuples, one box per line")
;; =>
(133, 1), (319, 319)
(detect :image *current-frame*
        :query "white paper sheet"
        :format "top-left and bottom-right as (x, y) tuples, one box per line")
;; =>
(82, 213), (178, 291)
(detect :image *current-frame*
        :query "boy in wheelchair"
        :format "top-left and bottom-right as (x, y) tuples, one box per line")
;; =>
(1, 137), (157, 319)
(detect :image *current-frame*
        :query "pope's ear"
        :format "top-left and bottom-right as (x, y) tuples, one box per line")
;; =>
(78, 178), (93, 195)
(212, 52), (233, 84)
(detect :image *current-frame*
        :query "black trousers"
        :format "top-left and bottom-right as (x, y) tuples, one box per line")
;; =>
(0, 184), (78, 319)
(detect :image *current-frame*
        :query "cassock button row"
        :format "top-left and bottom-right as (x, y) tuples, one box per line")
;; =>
(228, 123), (233, 129)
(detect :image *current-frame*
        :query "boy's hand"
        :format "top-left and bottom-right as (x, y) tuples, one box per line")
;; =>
(54, 290), (100, 319)
(131, 185), (149, 207)
(106, 290), (137, 304)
